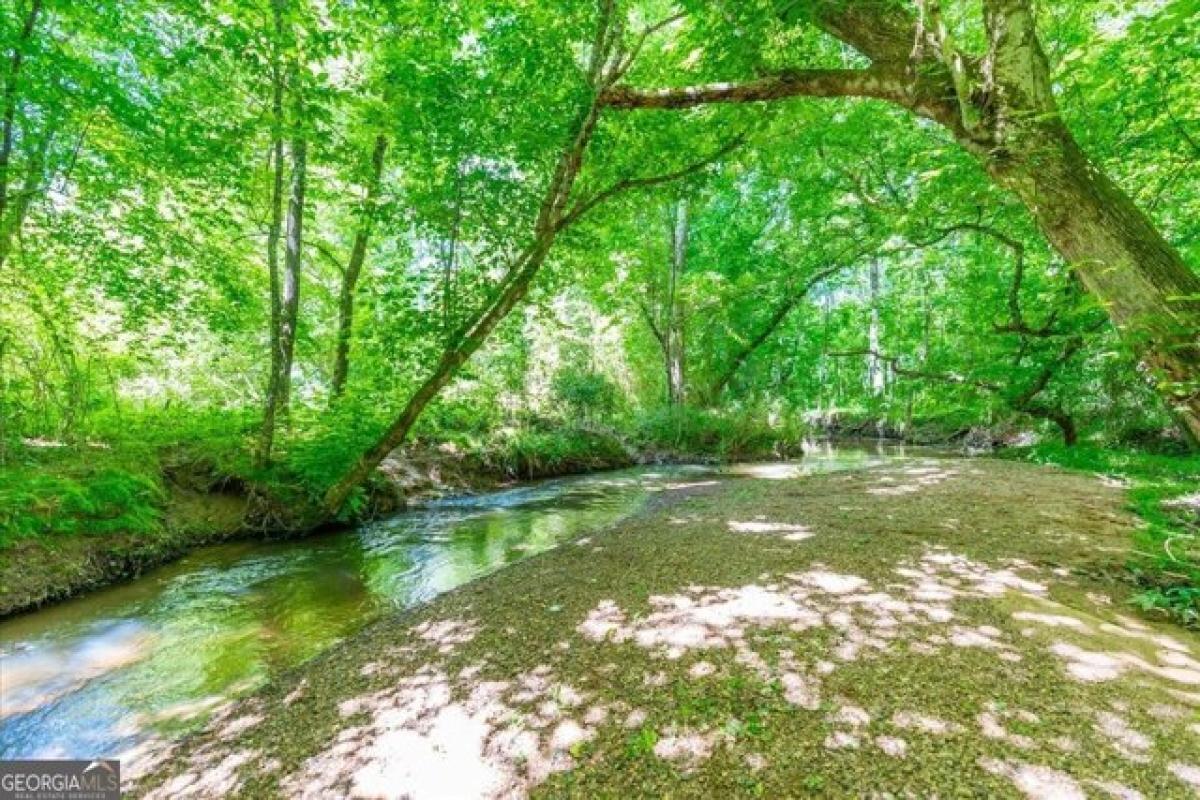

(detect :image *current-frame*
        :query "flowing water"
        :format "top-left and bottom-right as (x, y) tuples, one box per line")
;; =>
(0, 444), (910, 763)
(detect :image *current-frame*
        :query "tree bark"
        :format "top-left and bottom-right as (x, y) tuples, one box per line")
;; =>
(322, 20), (616, 513)
(665, 199), (688, 405)
(331, 134), (388, 398)
(707, 259), (858, 402)
(277, 114), (306, 416)
(323, 4), (739, 513)
(0, 0), (43, 273)
(255, 0), (288, 466)
(982, 127), (1200, 446)
(0, 0), (42, 227)
(866, 257), (885, 396)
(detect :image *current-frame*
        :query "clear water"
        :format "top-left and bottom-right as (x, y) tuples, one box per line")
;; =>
(0, 444), (910, 762)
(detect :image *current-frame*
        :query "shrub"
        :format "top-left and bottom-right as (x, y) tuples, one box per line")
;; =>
(485, 428), (631, 479)
(632, 405), (805, 460)
(551, 369), (620, 423)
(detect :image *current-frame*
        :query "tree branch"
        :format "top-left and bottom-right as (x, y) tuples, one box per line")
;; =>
(708, 240), (872, 399)
(556, 134), (745, 231)
(909, 220), (1062, 337)
(601, 67), (908, 110)
(827, 349), (1001, 391)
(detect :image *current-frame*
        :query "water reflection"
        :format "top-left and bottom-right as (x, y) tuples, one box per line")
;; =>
(0, 466), (704, 761)
(0, 446), (913, 762)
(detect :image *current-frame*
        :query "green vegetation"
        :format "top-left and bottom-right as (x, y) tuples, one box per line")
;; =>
(5, 1), (1200, 789)
(0, 461), (163, 546)
(0, 0), (1197, 619)
(1014, 445), (1200, 626)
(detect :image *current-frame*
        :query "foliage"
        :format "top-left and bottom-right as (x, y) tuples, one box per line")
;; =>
(551, 369), (621, 423)
(1, 0), (1198, 615)
(632, 406), (806, 461)
(482, 427), (632, 480)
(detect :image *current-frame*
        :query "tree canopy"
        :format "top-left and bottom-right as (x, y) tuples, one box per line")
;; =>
(1, 0), (1197, 506)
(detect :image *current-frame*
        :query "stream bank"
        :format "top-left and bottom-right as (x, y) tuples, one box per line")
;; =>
(0, 434), (641, 619)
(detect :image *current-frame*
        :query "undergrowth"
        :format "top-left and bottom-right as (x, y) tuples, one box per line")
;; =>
(631, 405), (806, 461)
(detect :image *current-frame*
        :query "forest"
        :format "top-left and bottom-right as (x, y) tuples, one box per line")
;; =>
(1, 0), (1200, 797)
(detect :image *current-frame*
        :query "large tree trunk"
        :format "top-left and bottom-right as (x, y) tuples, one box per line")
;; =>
(331, 134), (388, 398)
(980, 127), (1200, 446)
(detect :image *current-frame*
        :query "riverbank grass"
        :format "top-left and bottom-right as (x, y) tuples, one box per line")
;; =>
(1011, 444), (1200, 626)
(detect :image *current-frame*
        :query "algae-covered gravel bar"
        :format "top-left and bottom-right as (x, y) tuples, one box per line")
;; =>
(132, 458), (1200, 798)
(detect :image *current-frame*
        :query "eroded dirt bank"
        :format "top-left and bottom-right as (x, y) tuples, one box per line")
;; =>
(133, 458), (1200, 798)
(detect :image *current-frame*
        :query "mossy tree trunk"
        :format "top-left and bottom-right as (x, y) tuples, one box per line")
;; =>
(331, 134), (388, 399)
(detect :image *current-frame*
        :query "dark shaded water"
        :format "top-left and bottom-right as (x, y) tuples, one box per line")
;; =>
(0, 445), (908, 763)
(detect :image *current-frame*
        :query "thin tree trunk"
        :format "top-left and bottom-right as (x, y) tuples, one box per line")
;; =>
(440, 166), (464, 345)
(0, 0), (43, 273)
(707, 259), (857, 402)
(277, 105), (307, 416)
(866, 257), (885, 396)
(331, 134), (388, 398)
(256, 0), (288, 466)
(323, 3), (738, 513)
(665, 200), (687, 405)
(0, 0), (42, 227)
(322, 90), (609, 514)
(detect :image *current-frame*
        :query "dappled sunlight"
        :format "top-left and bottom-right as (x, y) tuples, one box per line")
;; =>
(1008, 594), (1200, 690)
(116, 457), (1200, 798)
(653, 726), (728, 770)
(661, 480), (720, 491)
(867, 462), (960, 496)
(891, 711), (964, 736)
(415, 618), (480, 655)
(276, 621), (631, 799)
(978, 758), (1091, 800)
(147, 750), (259, 800)
(723, 463), (806, 480)
(726, 519), (813, 541)
(978, 704), (1039, 750)
(1093, 710), (1151, 762)
(1170, 764), (1200, 791)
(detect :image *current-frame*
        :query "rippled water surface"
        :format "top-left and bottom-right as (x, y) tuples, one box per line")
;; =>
(0, 444), (910, 761)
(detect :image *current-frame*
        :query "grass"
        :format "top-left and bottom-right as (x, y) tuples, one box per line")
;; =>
(0, 448), (168, 549)
(1008, 444), (1200, 627)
